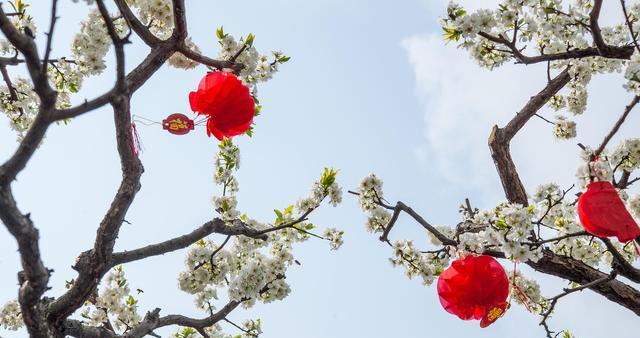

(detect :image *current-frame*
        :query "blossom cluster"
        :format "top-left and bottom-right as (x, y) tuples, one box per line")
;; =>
(552, 115), (577, 140)
(390, 240), (450, 286)
(357, 174), (393, 233)
(610, 138), (640, 173)
(0, 77), (39, 140)
(216, 27), (290, 92)
(72, 10), (126, 77)
(173, 142), (343, 337)
(126, 0), (174, 39)
(0, 300), (22, 331)
(575, 146), (613, 189)
(79, 266), (142, 332)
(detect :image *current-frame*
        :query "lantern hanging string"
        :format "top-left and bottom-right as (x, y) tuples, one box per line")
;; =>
(194, 117), (208, 126)
(131, 114), (207, 128)
(132, 114), (162, 126)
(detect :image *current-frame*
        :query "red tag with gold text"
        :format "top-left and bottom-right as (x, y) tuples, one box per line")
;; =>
(162, 113), (195, 135)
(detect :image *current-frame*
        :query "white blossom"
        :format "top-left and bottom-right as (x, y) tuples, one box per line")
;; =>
(0, 300), (23, 331)
(552, 115), (577, 139)
(323, 228), (344, 250)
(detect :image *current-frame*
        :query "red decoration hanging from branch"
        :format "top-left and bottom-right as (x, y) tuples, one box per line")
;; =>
(578, 181), (640, 243)
(437, 255), (509, 328)
(162, 113), (195, 135)
(189, 71), (255, 140)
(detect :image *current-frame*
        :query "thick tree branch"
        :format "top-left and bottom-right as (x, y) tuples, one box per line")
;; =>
(113, 0), (161, 46)
(48, 95), (143, 325)
(600, 238), (640, 284)
(110, 218), (268, 266)
(590, 0), (611, 55)
(529, 252), (640, 314)
(478, 31), (634, 65)
(96, 0), (127, 85)
(53, 89), (115, 121)
(154, 300), (240, 334)
(0, 188), (52, 337)
(0, 5), (57, 185)
(171, 0), (187, 40)
(63, 319), (117, 338)
(488, 69), (570, 205)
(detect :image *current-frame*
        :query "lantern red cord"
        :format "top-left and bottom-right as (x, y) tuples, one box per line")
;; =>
(437, 255), (509, 328)
(578, 181), (640, 243)
(189, 72), (255, 140)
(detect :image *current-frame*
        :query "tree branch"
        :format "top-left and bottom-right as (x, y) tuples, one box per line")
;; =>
(41, 0), (59, 73)
(48, 95), (143, 325)
(539, 270), (618, 338)
(113, 0), (161, 46)
(600, 238), (640, 284)
(589, 0), (611, 55)
(0, 188), (52, 337)
(171, 0), (187, 40)
(110, 218), (268, 266)
(0, 4), (58, 185)
(96, 0), (127, 85)
(595, 95), (640, 156)
(478, 31), (633, 65)
(488, 68), (570, 205)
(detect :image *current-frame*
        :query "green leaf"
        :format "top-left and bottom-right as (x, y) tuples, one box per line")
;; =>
(284, 205), (294, 215)
(216, 26), (226, 40)
(68, 82), (79, 93)
(494, 219), (507, 229)
(320, 167), (339, 189)
(442, 26), (462, 42)
(245, 33), (255, 46)
(126, 295), (137, 306)
(274, 209), (284, 225)
(245, 126), (254, 137)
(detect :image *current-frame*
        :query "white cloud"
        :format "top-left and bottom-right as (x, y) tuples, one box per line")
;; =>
(402, 33), (548, 203)
(402, 32), (639, 206)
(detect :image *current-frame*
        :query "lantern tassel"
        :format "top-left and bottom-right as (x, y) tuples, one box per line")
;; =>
(511, 261), (533, 313)
(632, 240), (640, 257)
(131, 122), (143, 156)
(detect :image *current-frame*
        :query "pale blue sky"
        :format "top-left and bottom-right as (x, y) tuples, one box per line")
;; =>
(1, 1), (638, 337)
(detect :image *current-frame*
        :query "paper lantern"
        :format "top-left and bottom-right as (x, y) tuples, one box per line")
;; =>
(437, 255), (509, 327)
(189, 72), (255, 140)
(578, 181), (640, 243)
(162, 113), (194, 135)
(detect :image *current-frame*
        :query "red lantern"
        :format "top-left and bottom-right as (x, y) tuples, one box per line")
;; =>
(578, 181), (640, 243)
(189, 72), (255, 140)
(162, 113), (194, 135)
(437, 255), (509, 328)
